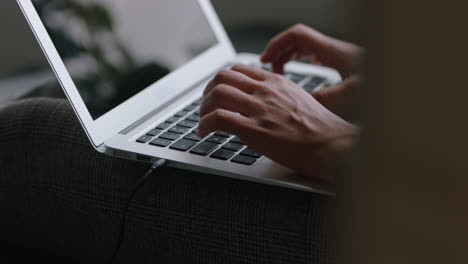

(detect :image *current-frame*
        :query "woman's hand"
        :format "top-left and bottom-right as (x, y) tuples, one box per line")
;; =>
(198, 64), (359, 183)
(261, 24), (365, 110)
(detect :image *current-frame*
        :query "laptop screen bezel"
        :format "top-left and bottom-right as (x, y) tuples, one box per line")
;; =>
(17, 0), (236, 148)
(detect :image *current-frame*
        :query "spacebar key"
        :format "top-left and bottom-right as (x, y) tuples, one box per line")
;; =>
(190, 141), (218, 156)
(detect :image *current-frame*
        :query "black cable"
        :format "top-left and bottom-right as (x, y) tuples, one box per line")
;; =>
(108, 159), (168, 264)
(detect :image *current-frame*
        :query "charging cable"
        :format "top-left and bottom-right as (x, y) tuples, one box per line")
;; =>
(108, 158), (168, 264)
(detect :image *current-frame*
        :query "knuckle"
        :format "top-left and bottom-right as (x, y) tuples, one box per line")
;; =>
(282, 77), (293, 86)
(251, 107), (278, 130)
(212, 109), (228, 123)
(231, 64), (244, 72)
(270, 73), (285, 83)
(253, 101), (268, 116)
(294, 23), (306, 28)
(252, 82), (269, 94)
(211, 84), (229, 100)
(258, 117), (278, 130)
(292, 23), (307, 32)
(213, 109), (225, 119)
(214, 69), (230, 83)
(263, 97), (276, 107)
(291, 23), (307, 36)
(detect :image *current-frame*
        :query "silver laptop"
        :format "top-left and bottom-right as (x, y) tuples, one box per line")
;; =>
(17, 0), (341, 194)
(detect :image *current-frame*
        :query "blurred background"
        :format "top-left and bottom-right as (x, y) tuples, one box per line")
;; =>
(0, 0), (358, 104)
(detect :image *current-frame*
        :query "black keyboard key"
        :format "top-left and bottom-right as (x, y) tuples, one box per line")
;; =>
(178, 120), (197, 128)
(166, 117), (179, 124)
(156, 123), (171, 130)
(136, 135), (153, 143)
(192, 127), (199, 134)
(149, 138), (172, 147)
(214, 131), (231, 138)
(186, 114), (200, 122)
(221, 142), (243, 152)
(194, 109), (200, 115)
(206, 135), (227, 144)
(192, 98), (203, 105)
(311, 76), (326, 83)
(231, 155), (257, 165)
(170, 139), (197, 152)
(303, 76), (326, 92)
(261, 65), (272, 72)
(240, 148), (262, 158)
(184, 133), (202, 142)
(210, 149), (235, 160)
(146, 129), (162, 137)
(190, 141), (218, 156)
(168, 126), (190, 134)
(230, 136), (244, 145)
(175, 110), (189, 117)
(184, 104), (198, 111)
(159, 132), (181, 141)
(288, 73), (306, 84)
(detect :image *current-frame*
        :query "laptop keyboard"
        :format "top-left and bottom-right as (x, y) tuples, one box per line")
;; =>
(135, 97), (262, 165)
(136, 67), (328, 166)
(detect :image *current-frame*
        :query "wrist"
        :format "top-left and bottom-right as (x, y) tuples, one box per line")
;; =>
(301, 120), (359, 183)
(323, 122), (359, 183)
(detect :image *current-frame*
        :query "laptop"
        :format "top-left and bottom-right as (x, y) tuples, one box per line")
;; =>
(17, 0), (341, 195)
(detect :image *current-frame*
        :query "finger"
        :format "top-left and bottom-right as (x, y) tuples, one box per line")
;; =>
(261, 28), (297, 63)
(311, 83), (346, 108)
(200, 84), (258, 117)
(310, 55), (322, 65)
(203, 69), (259, 97)
(231, 64), (268, 81)
(271, 49), (297, 74)
(262, 24), (358, 77)
(198, 109), (255, 138)
(311, 75), (362, 109)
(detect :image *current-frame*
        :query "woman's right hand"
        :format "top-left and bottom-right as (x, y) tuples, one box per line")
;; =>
(261, 24), (365, 110)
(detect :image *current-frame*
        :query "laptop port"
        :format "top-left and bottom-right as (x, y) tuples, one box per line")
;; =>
(136, 154), (151, 162)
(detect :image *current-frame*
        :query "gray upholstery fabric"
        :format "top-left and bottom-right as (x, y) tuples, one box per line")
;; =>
(0, 98), (336, 264)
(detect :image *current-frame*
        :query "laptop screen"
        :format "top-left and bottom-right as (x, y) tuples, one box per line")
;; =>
(32, 0), (218, 120)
